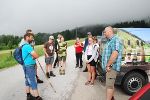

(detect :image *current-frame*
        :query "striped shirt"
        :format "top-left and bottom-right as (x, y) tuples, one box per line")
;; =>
(102, 35), (123, 72)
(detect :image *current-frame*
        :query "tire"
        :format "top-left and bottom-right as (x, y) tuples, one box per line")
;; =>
(122, 72), (146, 95)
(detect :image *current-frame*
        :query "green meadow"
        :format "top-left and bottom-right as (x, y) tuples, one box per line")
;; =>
(0, 38), (84, 69)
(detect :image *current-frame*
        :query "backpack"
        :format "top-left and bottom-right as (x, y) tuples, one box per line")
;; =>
(13, 44), (29, 65)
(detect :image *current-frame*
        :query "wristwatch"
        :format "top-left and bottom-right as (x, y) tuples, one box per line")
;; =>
(107, 65), (113, 68)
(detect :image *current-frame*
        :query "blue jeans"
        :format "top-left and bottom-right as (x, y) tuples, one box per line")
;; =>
(23, 65), (37, 90)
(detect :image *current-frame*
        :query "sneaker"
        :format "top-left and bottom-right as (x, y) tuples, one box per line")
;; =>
(37, 78), (44, 84)
(46, 72), (50, 78)
(59, 66), (64, 75)
(62, 69), (65, 75)
(85, 81), (91, 85)
(75, 65), (79, 68)
(50, 71), (56, 77)
(90, 82), (94, 86)
(27, 94), (35, 100)
(79, 65), (83, 68)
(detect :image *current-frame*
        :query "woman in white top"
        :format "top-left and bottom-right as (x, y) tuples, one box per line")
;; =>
(85, 37), (99, 85)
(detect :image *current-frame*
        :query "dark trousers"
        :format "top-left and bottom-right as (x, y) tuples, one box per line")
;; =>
(76, 52), (83, 66)
(54, 53), (58, 67)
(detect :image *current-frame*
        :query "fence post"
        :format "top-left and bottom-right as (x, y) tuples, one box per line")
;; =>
(10, 51), (13, 56)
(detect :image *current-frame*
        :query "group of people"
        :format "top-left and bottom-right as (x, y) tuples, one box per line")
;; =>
(19, 26), (123, 100)
(74, 26), (123, 100)
(19, 29), (67, 100)
(43, 34), (67, 78)
(74, 32), (99, 86)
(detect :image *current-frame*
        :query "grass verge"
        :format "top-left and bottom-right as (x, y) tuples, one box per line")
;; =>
(0, 38), (84, 69)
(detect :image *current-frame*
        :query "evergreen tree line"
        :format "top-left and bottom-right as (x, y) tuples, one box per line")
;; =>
(0, 19), (149, 50)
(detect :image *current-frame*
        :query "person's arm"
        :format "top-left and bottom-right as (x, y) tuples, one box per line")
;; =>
(43, 48), (49, 57)
(106, 39), (122, 72)
(31, 51), (39, 59)
(84, 39), (88, 52)
(106, 51), (118, 67)
(80, 43), (84, 48)
(87, 45), (98, 63)
(25, 45), (39, 59)
(84, 47), (88, 62)
(74, 43), (77, 48)
(43, 43), (49, 57)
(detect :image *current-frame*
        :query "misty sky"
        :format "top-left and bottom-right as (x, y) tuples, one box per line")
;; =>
(0, 0), (150, 35)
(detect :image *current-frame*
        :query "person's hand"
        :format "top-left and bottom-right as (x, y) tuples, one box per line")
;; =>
(106, 66), (111, 72)
(46, 54), (49, 58)
(86, 60), (89, 64)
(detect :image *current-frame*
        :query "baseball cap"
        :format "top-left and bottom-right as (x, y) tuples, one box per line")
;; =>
(49, 36), (54, 40)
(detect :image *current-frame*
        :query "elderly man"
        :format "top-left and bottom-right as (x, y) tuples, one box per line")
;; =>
(102, 26), (123, 100)
(19, 29), (43, 84)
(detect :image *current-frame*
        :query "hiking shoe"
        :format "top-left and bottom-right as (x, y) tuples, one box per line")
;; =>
(83, 68), (88, 72)
(50, 71), (56, 77)
(59, 69), (62, 75)
(35, 96), (43, 100)
(37, 78), (43, 84)
(46, 72), (50, 78)
(111, 96), (115, 100)
(85, 81), (91, 85)
(27, 94), (35, 100)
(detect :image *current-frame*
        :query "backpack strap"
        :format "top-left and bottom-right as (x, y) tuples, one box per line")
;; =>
(21, 44), (30, 63)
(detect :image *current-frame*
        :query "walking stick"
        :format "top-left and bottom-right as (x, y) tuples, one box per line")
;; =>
(36, 59), (56, 93)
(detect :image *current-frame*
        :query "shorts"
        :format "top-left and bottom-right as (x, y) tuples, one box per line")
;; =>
(45, 56), (54, 65)
(58, 56), (66, 62)
(106, 69), (117, 89)
(23, 65), (37, 90)
(87, 55), (96, 67)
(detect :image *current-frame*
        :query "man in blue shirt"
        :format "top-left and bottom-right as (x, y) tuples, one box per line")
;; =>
(22, 32), (42, 100)
(102, 26), (123, 100)
(19, 29), (43, 84)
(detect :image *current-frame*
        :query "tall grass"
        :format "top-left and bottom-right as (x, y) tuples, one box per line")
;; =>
(0, 53), (17, 69)
(34, 45), (44, 56)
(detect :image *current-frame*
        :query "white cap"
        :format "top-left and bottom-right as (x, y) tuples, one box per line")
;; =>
(49, 36), (54, 40)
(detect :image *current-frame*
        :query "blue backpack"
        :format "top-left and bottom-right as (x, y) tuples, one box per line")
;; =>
(13, 44), (29, 65)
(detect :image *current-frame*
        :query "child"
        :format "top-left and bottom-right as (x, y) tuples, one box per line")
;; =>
(74, 37), (84, 68)
(58, 36), (67, 75)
